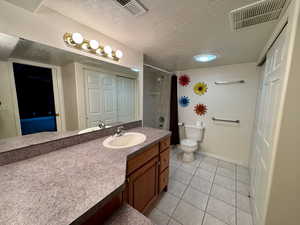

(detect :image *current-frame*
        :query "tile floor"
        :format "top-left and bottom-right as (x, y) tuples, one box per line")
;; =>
(148, 147), (253, 225)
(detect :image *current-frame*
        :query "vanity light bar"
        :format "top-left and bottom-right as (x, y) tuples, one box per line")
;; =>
(63, 32), (123, 61)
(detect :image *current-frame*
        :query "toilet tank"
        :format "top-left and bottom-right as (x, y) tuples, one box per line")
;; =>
(185, 124), (204, 141)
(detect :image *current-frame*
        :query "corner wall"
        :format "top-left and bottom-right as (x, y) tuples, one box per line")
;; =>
(177, 63), (260, 166)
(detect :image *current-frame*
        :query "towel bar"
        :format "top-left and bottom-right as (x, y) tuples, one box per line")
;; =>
(214, 80), (245, 85)
(212, 117), (240, 124)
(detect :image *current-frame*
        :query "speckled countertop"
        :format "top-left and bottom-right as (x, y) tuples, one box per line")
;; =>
(0, 127), (170, 225)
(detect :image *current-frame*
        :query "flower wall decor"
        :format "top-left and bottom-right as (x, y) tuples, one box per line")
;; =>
(179, 74), (191, 86)
(194, 104), (207, 116)
(179, 96), (190, 107)
(194, 82), (208, 96)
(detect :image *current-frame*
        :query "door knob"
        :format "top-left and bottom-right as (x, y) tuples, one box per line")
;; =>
(55, 113), (60, 117)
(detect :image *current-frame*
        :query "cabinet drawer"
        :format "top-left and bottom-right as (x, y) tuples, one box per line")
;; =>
(159, 168), (169, 193)
(127, 144), (159, 175)
(160, 136), (170, 152)
(160, 148), (170, 173)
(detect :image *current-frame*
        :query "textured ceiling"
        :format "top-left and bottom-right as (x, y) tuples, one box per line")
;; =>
(42, 0), (277, 70)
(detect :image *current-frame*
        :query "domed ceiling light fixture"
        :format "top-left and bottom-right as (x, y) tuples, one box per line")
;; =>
(193, 53), (218, 62)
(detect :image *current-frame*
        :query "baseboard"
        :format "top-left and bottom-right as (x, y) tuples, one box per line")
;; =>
(198, 151), (248, 168)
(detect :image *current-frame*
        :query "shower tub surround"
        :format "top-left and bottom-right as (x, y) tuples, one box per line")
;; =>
(0, 122), (170, 225)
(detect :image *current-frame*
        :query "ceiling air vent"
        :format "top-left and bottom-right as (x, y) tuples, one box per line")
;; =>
(113, 0), (148, 16)
(229, 0), (289, 31)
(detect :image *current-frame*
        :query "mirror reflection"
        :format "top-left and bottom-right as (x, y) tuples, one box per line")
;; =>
(0, 33), (139, 139)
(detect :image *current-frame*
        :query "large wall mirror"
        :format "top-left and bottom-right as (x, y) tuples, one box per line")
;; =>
(0, 32), (140, 140)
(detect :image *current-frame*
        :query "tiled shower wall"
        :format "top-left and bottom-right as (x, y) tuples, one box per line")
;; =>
(143, 67), (171, 130)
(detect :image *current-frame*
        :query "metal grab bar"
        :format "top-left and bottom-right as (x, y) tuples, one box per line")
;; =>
(212, 117), (240, 124)
(214, 80), (245, 85)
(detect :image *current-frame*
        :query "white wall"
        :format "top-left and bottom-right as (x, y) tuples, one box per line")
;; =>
(0, 60), (18, 138)
(177, 63), (260, 166)
(61, 63), (79, 131)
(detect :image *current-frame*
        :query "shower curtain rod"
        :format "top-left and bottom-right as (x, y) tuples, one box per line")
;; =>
(144, 63), (173, 74)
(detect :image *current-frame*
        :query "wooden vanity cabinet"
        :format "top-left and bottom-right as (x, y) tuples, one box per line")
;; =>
(124, 136), (171, 214)
(127, 157), (159, 213)
(159, 137), (170, 193)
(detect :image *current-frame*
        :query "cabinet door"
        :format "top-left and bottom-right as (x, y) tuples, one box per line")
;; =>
(128, 157), (159, 213)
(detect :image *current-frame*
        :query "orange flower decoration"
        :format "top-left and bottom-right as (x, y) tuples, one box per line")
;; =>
(194, 104), (207, 116)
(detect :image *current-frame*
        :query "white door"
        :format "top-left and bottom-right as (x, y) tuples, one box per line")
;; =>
(251, 26), (287, 224)
(117, 76), (136, 123)
(85, 69), (117, 127)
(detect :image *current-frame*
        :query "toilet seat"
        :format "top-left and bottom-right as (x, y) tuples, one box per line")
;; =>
(181, 139), (197, 148)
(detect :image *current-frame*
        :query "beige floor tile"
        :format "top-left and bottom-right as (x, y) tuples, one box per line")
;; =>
(237, 181), (250, 196)
(199, 162), (217, 173)
(148, 208), (170, 225)
(237, 209), (253, 225)
(216, 167), (235, 180)
(172, 201), (204, 225)
(211, 184), (236, 206)
(237, 172), (250, 184)
(168, 179), (188, 198)
(190, 176), (213, 194)
(237, 193), (251, 213)
(168, 219), (182, 225)
(214, 175), (236, 191)
(156, 193), (180, 216)
(218, 161), (236, 171)
(182, 186), (209, 210)
(202, 213), (227, 225)
(207, 197), (236, 225)
(172, 168), (193, 185)
(202, 156), (219, 166)
(180, 163), (198, 174)
(195, 168), (215, 183)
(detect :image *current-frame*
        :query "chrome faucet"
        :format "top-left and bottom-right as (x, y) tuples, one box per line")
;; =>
(98, 120), (106, 129)
(115, 126), (125, 137)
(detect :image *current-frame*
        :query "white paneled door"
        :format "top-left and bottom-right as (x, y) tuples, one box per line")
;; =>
(251, 26), (287, 225)
(84, 69), (136, 128)
(117, 76), (136, 123)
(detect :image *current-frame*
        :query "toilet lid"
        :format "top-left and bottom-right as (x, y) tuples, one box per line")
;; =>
(181, 139), (197, 147)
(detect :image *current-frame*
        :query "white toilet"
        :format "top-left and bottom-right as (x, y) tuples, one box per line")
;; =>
(179, 123), (205, 162)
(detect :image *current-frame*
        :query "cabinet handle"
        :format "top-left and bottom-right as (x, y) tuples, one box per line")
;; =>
(126, 178), (130, 183)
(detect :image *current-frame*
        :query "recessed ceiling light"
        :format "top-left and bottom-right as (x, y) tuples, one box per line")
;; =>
(131, 68), (140, 72)
(193, 54), (218, 62)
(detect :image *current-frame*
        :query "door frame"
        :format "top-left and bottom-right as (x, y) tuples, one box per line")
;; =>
(8, 58), (66, 135)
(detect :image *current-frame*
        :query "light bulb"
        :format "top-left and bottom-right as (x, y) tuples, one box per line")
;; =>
(96, 48), (103, 55)
(115, 50), (123, 59)
(89, 40), (99, 50)
(104, 45), (112, 55)
(81, 42), (89, 50)
(72, 33), (83, 45)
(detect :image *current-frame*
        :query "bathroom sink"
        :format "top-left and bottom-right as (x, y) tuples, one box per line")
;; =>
(103, 132), (146, 149)
(78, 126), (111, 134)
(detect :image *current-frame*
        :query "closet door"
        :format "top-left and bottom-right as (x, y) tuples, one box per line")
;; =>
(117, 76), (136, 123)
(85, 69), (117, 127)
(251, 26), (287, 224)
